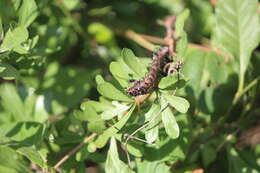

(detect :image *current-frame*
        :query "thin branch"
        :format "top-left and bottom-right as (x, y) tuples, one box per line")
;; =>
(233, 76), (260, 104)
(125, 30), (230, 59)
(125, 30), (155, 51)
(216, 128), (240, 151)
(124, 104), (169, 168)
(210, 0), (218, 6)
(54, 133), (97, 169)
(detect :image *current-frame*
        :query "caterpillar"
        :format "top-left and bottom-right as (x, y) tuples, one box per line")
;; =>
(127, 46), (171, 96)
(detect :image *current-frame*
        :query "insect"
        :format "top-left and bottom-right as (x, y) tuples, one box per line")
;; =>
(127, 46), (171, 96)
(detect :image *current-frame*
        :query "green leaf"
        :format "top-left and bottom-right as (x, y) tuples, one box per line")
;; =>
(0, 84), (26, 121)
(0, 17), (3, 38)
(158, 76), (178, 89)
(42, 62), (94, 113)
(88, 22), (113, 43)
(227, 147), (259, 173)
(162, 107), (179, 139)
(62, 0), (81, 10)
(163, 94), (189, 113)
(105, 137), (135, 173)
(76, 144), (89, 162)
(75, 104), (99, 122)
(100, 101), (130, 120)
(144, 104), (161, 144)
(81, 100), (113, 113)
(95, 75), (105, 85)
(126, 142), (144, 157)
(109, 61), (130, 88)
(18, 0), (38, 27)
(0, 146), (29, 173)
(0, 63), (19, 80)
(214, 0), (260, 87)
(121, 48), (147, 78)
(88, 121), (106, 134)
(181, 47), (228, 98)
(0, 26), (28, 53)
(95, 104), (135, 148)
(17, 146), (45, 168)
(145, 126), (158, 144)
(74, 104), (106, 134)
(0, 165), (17, 173)
(159, 76), (186, 90)
(136, 160), (170, 173)
(97, 82), (133, 102)
(201, 144), (217, 167)
(175, 9), (190, 59)
(11, 0), (21, 10)
(0, 122), (44, 146)
(32, 95), (49, 123)
(28, 35), (39, 49)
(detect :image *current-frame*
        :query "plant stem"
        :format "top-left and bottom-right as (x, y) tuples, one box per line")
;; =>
(54, 133), (97, 169)
(234, 76), (259, 104)
(125, 30), (156, 51)
(218, 76), (259, 124)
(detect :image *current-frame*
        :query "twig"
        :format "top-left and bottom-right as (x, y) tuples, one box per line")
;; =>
(216, 128), (240, 151)
(233, 76), (260, 104)
(210, 0), (218, 6)
(124, 104), (169, 168)
(54, 133), (97, 169)
(125, 30), (156, 51)
(218, 76), (260, 125)
(125, 30), (230, 59)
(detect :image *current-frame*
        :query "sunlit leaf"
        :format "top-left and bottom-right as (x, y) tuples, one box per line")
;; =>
(227, 147), (259, 173)
(0, 122), (44, 146)
(175, 9), (190, 59)
(101, 101), (130, 120)
(121, 48), (147, 78)
(81, 100), (113, 113)
(18, 0), (38, 27)
(136, 160), (170, 173)
(75, 104), (106, 134)
(0, 63), (19, 80)
(105, 137), (135, 173)
(88, 23), (113, 43)
(0, 146), (29, 173)
(163, 94), (189, 113)
(144, 104), (161, 144)
(17, 146), (45, 168)
(181, 47), (228, 98)
(0, 84), (26, 121)
(0, 26), (28, 53)
(95, 104), (135, 148)
(214, 0), (260, 85)
(109, 61), (130, 88)
(162, 107), (179, 139)
(97, 82), (133, 102)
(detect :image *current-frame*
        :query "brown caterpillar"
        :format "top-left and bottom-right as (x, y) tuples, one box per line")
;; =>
(127, 46), (171, 96)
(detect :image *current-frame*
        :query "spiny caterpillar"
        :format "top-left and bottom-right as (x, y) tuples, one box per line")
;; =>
(127, 46), (171, 96)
